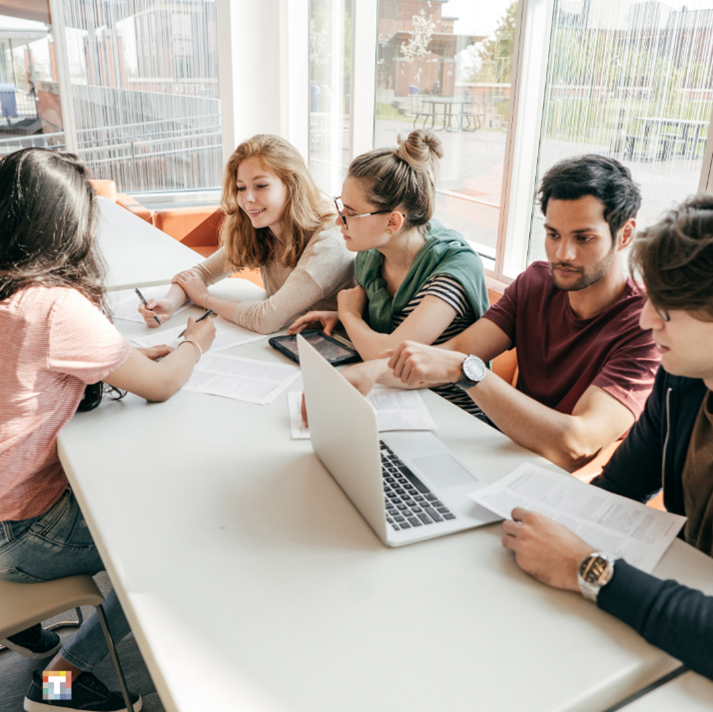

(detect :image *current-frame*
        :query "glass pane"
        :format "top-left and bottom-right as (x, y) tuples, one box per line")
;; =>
(374, 0), (519, 267)
(528, 0), (713, 265)
(0, 3), (68, 155)
(62, 0), (222, 193)
(309, 0), (353, 195)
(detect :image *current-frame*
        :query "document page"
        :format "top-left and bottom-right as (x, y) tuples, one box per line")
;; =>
(131, 316), (264, 352)
(109, 285), (191, 323)
(184, 352), (300, 405)
(288, 388), (438, 439)
(468, 463), (686, 573)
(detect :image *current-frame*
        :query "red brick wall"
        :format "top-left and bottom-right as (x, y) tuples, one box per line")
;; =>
(36, 81), (63, 133)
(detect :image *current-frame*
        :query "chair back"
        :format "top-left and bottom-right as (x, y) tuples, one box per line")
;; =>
(153, 205), (264, 287)
(89, 179), (117, 202)
(152, 206), (225, 253)
(486, 277), (518, 386)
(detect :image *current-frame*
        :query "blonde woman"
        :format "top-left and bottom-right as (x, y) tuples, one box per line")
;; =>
(139, 134), (354, 334)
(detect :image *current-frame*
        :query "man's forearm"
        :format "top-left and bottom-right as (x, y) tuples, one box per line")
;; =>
(465, 375), (597, 472)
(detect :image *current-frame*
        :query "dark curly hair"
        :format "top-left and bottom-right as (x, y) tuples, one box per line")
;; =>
(538, 154), (642, 240)
(630, 193), (713, 321)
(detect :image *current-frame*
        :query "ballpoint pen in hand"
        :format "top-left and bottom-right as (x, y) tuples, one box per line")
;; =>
(179, 309), (214, 338)
(135, 288), (161, 326)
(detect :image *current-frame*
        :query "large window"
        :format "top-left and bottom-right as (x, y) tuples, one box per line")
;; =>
(1, 0), (222, 193)
(62, 0), (222, 193)
(527, 0), (713, 265)
(373, 0), (518, 268)
(0, 3), (68, 155)
(308, 0), (353, 195)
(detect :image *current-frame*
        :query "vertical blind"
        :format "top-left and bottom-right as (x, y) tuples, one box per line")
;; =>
(63, 0), (222, 192)
(528, 0), (713, 263)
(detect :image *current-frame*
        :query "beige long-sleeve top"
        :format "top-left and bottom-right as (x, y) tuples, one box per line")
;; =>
(192, 226), (354, 334)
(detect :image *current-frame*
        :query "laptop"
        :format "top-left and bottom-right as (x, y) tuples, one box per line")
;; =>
(297, 334), (500, 547)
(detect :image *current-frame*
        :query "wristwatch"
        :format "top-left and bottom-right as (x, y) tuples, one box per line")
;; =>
(577, 552), (615, 603)
(454, 355), (487, 391)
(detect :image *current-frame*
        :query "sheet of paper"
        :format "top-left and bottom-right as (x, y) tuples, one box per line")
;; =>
(130, 316), (264, 352)
(288, 392), (311, 439)
(368, 389), (439, 432)
(109, 285), (191, 323)
(288, 388), (438, 440)
(184, 352), (300, 405)
(467, 463), (686, 573)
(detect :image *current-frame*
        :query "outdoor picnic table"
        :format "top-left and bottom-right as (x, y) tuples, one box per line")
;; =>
(626, 117), (709, 160)
(413, 96), (481, 133)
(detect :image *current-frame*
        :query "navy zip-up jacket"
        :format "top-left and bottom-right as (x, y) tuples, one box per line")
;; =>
(590, 367), (712, 679)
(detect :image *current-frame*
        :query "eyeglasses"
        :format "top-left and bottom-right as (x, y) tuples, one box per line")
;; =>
(333, 196), (391, 228)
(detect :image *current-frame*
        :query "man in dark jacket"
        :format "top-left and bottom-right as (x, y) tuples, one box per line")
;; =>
(501, 193), (713, 680)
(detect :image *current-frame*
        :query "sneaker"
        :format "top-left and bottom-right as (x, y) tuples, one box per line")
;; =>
(24, 669), (143, 711)
(1, 623), (61, 659)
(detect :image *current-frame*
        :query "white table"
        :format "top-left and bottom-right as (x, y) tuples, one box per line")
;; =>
(56, 308), (713, 712)
(620, 670), (713, 711)
(97, 198), (204, 291)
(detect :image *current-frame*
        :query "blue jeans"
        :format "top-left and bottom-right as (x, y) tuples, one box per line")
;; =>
(0, 488), (131, 672)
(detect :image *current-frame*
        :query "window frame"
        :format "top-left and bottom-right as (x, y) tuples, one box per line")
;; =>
(48, 0), (713, 235)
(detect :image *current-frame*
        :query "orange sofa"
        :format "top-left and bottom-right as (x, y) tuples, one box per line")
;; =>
(151, 206), (263, 289)
(88, 179), (151, 223)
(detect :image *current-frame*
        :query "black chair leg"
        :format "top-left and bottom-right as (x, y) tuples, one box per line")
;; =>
(95, 604), (135, 712)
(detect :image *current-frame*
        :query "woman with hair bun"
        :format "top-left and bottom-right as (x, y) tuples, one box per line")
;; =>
(288, 130), (489, 414)
(139, 134), (354, 335)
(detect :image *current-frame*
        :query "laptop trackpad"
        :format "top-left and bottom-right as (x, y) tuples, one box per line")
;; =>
(413, 453), (479, 489)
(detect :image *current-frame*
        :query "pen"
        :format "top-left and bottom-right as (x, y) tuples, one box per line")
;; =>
(135, 288), (161, 326)
(179, 309), (214, 338)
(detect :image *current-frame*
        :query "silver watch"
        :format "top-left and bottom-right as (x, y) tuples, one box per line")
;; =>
(577, 552), (615, 603)
(454, 355), (487, 391)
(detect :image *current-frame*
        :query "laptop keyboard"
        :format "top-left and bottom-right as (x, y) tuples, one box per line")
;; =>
(380, 441), (456, 531)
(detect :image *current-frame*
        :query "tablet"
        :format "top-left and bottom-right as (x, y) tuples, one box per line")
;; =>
(269, 330), (360, 366)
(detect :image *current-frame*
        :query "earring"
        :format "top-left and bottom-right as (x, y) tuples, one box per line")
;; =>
(386, 228), (392, 235)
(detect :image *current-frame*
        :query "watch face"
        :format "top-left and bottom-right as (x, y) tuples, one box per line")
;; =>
(463, 356), (486, 383)
(579, 554), (612, 584)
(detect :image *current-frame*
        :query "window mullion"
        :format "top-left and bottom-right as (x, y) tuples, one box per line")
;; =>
(496, 0), (555, 282)
(47, 0), (79, 154)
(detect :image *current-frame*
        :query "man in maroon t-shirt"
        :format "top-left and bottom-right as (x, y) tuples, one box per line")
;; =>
(355, 155), (659, 473)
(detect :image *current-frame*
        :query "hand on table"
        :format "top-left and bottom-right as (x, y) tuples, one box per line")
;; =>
(501, 508), (594, 592)
(337, 286), (367, 320)
(287, 311), (340, 336)
(387, 341), (465, 388)
(136, 344), (174, 360)
(138, 298), (175, 328)
(172, 270), (209, 308)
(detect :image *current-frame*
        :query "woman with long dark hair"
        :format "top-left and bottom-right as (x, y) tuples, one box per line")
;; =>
(0, 148), (215, 711)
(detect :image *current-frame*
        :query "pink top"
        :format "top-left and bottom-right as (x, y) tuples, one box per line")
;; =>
(0, 287), (132, 521)
(484, 262), (660, 417)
